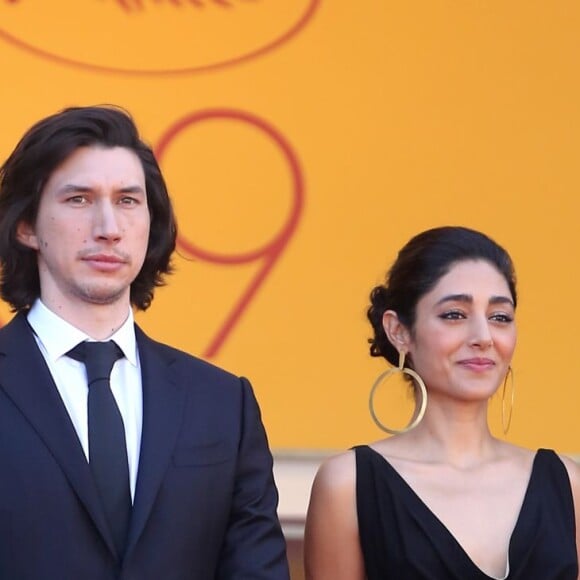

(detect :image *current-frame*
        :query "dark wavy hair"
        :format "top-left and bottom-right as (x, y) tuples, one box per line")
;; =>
(0, 105), (177, 311)
(367, 226), (517, 366)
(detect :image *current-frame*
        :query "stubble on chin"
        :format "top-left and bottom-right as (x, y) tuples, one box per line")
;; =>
(73, 283), (130, 306)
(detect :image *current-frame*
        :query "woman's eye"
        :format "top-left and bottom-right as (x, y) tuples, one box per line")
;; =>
(490, 313), (514, 323)
(439, 310), (465, 320)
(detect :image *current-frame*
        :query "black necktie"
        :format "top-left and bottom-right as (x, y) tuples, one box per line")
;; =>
(67, 341), (131, 557)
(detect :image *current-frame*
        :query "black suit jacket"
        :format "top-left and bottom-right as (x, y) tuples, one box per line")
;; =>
(0, 313), (289, 579)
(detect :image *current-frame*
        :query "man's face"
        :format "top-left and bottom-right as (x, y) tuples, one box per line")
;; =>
(17, 145), (150, 311)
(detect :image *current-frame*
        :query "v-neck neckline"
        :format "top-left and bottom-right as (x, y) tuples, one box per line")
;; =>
(364, 446), (541, 579)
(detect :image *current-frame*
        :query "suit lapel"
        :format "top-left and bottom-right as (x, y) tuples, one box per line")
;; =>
(0, 313), (118, 557)
(124, 326), (186, 557)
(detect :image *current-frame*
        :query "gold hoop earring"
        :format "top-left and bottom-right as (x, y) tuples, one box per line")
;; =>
(501, 366), (515, 435)
(369, 351), (428, 434)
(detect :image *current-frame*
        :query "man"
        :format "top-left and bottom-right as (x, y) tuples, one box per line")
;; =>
(0, 106), (290, 579)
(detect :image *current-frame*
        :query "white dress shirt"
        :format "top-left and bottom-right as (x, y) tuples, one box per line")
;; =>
(27, 299), (143, 501)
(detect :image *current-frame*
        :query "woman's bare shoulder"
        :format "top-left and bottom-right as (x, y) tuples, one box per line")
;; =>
(313, 449), (358, 490)
(305, 449), (366, 580)
(306, 449), (360, 550)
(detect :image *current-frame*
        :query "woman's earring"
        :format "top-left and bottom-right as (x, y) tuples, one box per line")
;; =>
(501, 366), (515, 435)
(369, 351), (428, 434)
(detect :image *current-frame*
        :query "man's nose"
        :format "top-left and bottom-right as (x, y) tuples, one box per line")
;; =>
(93, 200), (121, 241)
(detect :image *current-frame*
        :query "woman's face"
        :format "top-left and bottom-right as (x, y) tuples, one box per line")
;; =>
(406, 259), (516, 401)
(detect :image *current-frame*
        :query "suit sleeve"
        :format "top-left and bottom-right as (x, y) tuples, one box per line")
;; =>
(216, 377), (290, 580)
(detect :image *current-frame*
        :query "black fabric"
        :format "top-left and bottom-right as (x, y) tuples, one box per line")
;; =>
(0, 313), (289, 580)
(67, 341), (130, 558)
(354, 445), (577, 580)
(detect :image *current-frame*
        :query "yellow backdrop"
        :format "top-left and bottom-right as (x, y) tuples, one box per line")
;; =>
(1, 1), (578, 453)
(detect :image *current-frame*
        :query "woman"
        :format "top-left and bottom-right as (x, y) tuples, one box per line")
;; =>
(304, 226), (579, 579)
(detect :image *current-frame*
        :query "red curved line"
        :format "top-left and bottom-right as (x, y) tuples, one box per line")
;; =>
(155, 108), (305, 358)
(0, 0), (320, 76)
(116, 0), (136, 11)
(176, 236), (285, 264)
(157, 108), (304, 264)
(202, 247), (278, 358)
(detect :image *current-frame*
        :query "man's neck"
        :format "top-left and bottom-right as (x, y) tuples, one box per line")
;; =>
(39, 297), (132, 340)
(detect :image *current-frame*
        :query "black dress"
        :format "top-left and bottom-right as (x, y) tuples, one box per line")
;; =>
(354, 445), (578, 579)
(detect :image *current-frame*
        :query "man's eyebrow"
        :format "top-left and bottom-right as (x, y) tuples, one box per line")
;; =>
(58, 183), (93, 193)
(57, 184), (145, 194)
(118, 185), (145, 193)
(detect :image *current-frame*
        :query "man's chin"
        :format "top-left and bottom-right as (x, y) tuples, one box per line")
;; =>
(76, 285), (129, 306)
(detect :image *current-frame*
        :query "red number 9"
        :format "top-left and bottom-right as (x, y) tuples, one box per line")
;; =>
(155, 108), (305, 358)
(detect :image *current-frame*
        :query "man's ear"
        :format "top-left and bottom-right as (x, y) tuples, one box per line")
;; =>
(16, 221), (39, 250)
(382, 310), (411, 352)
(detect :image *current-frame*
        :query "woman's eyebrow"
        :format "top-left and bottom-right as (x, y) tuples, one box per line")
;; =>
(435, 294), (514, 307)
(435, 293), (472, 305)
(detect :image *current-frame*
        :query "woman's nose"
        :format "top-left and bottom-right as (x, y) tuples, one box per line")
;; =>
(468, 317), (493, 348)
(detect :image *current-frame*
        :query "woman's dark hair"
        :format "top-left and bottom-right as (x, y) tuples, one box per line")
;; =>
(367, 226), (517, 366)
(0, 105), (177, 311)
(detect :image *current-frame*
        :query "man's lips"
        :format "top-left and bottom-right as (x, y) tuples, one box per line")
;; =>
(81, 253), (128, 271)
(83, 254), (125, 263)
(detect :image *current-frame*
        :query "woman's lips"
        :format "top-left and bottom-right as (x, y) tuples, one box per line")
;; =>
(457, 358), (495, 371)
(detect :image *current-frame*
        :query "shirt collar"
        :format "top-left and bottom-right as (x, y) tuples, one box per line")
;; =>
(27, 299), (138, 367)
